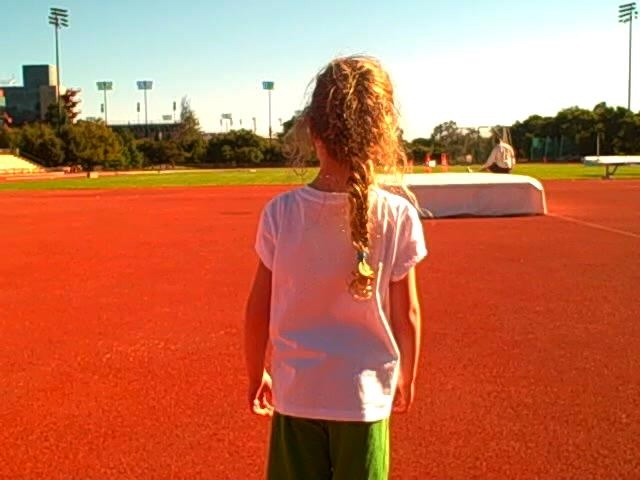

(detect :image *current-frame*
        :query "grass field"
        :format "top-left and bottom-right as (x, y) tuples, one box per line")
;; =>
(1, 163), (640, 191)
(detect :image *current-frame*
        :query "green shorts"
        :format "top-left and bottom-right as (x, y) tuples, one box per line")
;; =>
(267, 412), (390, 480)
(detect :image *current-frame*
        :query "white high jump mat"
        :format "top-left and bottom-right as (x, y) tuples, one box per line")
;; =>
(398, 173), (547, 218)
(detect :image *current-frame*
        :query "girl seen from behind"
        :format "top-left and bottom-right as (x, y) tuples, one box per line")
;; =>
(245, 55), (427, 480)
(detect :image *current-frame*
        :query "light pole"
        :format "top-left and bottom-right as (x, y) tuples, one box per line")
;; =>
(262, 81), (274, 142)
(136, 80), (153, 136)
(619, 2), (638, 110)
(96, 81), (113, 124)
(48, 7), (69, 127)
(222, 113), (233, 131)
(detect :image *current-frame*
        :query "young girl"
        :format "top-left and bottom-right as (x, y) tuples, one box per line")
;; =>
(245, 55), (427, 479)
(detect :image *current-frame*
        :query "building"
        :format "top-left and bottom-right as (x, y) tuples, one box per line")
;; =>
(3, 65), (59, 125)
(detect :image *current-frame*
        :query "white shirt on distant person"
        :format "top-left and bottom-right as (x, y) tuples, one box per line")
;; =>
(482, 141), (516, 170)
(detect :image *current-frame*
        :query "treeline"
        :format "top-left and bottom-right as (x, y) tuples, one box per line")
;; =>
(1, 100), (639, 170)
(511, 102), (640, 160)
(0, 99), (288, 171)
(404, 102), (640, 164)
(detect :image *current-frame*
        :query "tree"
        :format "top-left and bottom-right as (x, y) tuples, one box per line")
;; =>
(411, 137), (432, 149)
(278, 113), (301, 140)
(45, 102), (69, 129)
(554, 107), (596, 157)
(429, 121), (487, 163)
(0, 124), (18, 149)
(511, 115), (557, 160)
(61, 120), (123, 171)
(16, 123), (64, 167)
(509, 103), (640, 161)
(406, 137), (433, 163)
(114, 128), (144, 169)
(61, 89), (82, 124)
(262, 142), (286, 166)
(233, 147), (264, 165)
(138, 139), (185, 168)
(593, 102), (640, 155)
(45, 89), (82, 128)
(431, 121), (465, 160)
(205, 129), (269, 165)
(175, 96), (206, 163)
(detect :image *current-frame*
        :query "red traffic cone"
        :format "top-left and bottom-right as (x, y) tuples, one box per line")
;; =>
(441, 153), (449, 172)
(424, 153), (432, 173)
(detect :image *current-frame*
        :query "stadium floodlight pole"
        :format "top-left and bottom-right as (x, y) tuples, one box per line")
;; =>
(262, 81), (274, 142)
(96, 81), (113, 125)
(221, 113), (233, 131)
(619, 2), (638, 110)
(48, 7), (69, 128)
(136, 80), (153, 136)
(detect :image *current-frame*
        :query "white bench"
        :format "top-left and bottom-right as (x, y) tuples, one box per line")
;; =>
(583, 155), (640, 179)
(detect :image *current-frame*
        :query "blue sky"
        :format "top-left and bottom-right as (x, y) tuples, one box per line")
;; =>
(3, 0), (637, 139)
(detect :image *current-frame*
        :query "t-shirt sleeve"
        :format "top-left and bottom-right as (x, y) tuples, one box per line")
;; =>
(391, 204), (428, 281)
(255, 200), (278, 270)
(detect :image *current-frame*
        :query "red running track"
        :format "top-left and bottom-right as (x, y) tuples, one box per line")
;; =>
(0, 180), (639, 479)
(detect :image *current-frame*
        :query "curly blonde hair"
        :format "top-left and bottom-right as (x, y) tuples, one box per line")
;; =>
(284, 56), (409, 300)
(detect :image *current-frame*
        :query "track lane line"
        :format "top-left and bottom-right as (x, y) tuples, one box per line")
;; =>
(547, 213), (640, 239)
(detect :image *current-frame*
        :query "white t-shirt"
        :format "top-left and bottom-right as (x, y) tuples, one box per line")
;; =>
(255, 185), (427, 422)
(483, 141), (516, 169)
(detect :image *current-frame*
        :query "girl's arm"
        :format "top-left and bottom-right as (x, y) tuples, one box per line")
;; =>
(389, 267), (422, 412)
(244, 261), (272, 413)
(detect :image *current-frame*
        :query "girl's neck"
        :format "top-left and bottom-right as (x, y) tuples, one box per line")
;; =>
(310, 142), (351, 192)
(309, 168), (350, 193)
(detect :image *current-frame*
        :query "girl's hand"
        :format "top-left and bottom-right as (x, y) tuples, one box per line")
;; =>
(393, 380), (415, 413)
(248, 371), (274, 417)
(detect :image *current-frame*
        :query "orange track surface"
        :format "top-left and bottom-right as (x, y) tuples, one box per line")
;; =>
(1, 180), (638, 479)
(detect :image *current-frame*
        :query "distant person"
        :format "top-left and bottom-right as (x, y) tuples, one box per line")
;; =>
(244, 56), (427, 480)
(479, 136), (516, 173)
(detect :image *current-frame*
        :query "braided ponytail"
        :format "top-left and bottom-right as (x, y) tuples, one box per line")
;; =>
(347, 158), (375, 299)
